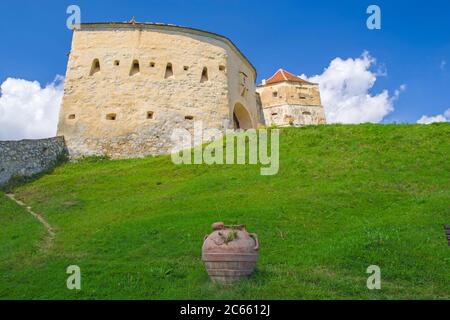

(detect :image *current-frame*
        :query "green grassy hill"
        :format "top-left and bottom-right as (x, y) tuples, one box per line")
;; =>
(1, 124), (449, 299)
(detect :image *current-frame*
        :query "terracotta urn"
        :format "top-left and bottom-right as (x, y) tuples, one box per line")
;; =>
(202, 222), (259, 284)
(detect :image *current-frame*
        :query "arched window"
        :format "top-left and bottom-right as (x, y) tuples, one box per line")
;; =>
(89, 59), (100, 76)
(200, 67), (208, 83)
(130, 60), (140, 76)
(165, 63), (174, 79)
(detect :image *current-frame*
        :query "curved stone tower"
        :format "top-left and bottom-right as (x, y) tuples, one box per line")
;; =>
(57, 22), (259, 158)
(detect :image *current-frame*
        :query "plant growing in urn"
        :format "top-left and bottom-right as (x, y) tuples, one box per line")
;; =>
(202, 222), (259, 284)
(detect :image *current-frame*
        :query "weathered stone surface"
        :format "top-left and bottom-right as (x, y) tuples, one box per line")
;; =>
(0, 137), (68, 188)
(57, 23), (259, 159)
(256, 78), (326, 126)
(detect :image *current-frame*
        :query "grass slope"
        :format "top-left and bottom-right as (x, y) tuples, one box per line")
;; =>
(0, 192), (46, 299)
(0, 124), (449, 299)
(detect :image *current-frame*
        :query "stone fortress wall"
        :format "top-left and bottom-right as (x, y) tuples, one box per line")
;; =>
(57, 22), (260, 159)
(0, 137), (68, 188)
(0, 23), (327, 187)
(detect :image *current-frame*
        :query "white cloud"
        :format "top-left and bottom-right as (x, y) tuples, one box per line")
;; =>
(301, 51), (405, 124)
(417, 108), (450, 124)
(0, 76), (64, 140)
(440, 60), (447, 70)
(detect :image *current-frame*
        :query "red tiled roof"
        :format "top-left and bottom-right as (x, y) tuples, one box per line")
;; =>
(263, 69), (313, 85)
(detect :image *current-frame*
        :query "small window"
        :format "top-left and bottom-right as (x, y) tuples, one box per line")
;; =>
(299, 94), (307, 99)
(271, 112), (278, 116)
(239, 71), (248, 97)
(272, 91), (278, 98)
(130, 60), (140, 76)
(302, 111), (312, 116)
(185, 115), (194, 120)
(183, 66), (189, 71)
(89, 59), (100, 76)
(285, 115), (294, 125)
(68, 114), (76, 120)
(147, 111), (154, 119)
(150, 62), (156, 67)
(106, 113), (117, 121)
(165, 63), (174, 79)
(114, 60), (120, 66)
(200, 67), (208, 83)
(219, 65), (226, 71)
(240, 71), (248, 84)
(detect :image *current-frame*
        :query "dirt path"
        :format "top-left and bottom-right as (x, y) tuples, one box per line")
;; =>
(6, 193), (55, 249)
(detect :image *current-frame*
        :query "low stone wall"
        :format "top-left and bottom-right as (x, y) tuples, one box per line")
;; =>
(0, 136), (68, 188)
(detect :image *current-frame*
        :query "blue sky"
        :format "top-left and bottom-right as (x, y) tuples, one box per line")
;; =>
(0, 0), (449, 126)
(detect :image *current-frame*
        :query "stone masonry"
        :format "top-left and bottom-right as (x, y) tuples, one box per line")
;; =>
(57, 22), (260, 159)
(0, 137), (68, 188)
(57, 22), (326, 159)
(256, 69), (326, 126)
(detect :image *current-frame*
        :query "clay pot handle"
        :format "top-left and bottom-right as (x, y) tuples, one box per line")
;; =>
(249, 233), (259, 251)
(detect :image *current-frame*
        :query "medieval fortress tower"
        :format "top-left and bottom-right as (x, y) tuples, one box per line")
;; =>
(256, 69), (326, 127)
(57, 21), (326, 158)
